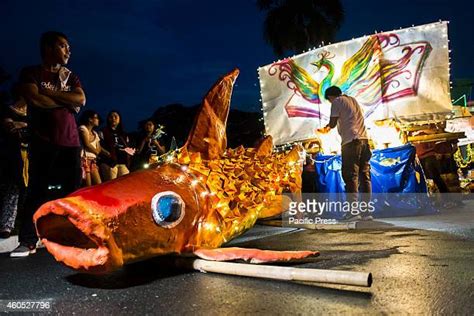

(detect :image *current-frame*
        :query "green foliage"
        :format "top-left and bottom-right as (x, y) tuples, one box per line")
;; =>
(257, 0), (345, 57)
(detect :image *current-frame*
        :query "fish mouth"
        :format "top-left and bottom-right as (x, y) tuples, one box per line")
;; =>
(34, 198), (123, 274)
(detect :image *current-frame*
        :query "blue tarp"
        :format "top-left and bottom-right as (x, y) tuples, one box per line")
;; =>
(313, 144), (437, 218)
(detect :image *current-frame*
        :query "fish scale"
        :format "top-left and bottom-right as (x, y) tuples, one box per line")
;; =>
(177, 144), (301, 249)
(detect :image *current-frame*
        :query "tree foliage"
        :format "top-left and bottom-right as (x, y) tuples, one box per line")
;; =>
(257, 0), (344, 56)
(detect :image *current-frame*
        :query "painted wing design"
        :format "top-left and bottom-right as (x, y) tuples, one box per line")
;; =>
(334, 36), (384, 108)
(268, 59), (326, 118)
(267, 33), (432, 120)
(335, 34), (432, 117)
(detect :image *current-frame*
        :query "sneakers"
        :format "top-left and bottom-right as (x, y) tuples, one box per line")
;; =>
(10, 244), (37, 258)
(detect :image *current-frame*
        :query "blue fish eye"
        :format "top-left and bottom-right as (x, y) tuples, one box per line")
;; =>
(151, 191), (185, 228)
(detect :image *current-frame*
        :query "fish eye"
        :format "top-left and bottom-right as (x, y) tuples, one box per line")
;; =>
(151, 191), (185, 228)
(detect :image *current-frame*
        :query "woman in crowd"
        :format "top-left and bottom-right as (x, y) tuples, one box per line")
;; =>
(0, 94), (28, 238)
(100, 110), (135, 181)
(132, 119), (166, 170)
(78, 110), (105, 187)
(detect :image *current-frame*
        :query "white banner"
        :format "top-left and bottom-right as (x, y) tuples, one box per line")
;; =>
(258, 21), (452, 146)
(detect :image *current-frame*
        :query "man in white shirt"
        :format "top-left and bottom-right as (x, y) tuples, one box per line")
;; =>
(318, 86), (372, 219)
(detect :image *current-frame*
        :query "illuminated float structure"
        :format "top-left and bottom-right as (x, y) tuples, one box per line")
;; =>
(258, 21), (467, 197)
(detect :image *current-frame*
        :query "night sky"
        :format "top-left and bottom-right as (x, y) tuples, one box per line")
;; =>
(1, 0), (473, 130)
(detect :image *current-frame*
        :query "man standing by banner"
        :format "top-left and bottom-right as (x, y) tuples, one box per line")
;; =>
(318, 86), (372, 220)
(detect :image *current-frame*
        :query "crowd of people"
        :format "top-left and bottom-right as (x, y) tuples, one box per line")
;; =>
(0, 31), (166, 256)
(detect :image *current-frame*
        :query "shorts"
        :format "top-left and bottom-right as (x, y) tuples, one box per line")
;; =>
(82, 157), (98, 174)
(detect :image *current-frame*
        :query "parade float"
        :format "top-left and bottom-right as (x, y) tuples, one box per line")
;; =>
(32, 68), (373, 286)
(258, 21), (468, 216)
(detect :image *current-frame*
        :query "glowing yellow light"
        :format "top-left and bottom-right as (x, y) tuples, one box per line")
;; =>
(204, 222), (214, 231)
(368, 121), (405, 149)
(143, 163), (149, 169)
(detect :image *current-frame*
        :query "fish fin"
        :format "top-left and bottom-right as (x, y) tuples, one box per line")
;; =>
(285, 145), (302, 162)
(184, 68), (240, 160)
(194, 247), (318, 263)
(255, 135), (273, 157)
(151, 137), (179, 168)
(169, 136), (177, 151)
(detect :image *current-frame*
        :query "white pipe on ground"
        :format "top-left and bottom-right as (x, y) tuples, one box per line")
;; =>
(176, 258), (373, 287)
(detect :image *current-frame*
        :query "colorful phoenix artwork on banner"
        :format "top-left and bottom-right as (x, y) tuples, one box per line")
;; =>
(258, 22), (452, 146)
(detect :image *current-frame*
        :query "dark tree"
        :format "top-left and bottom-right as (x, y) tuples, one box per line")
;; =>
(148, 104), (264, 149)
(257, 0), (344, 56)
(0, 66), (11, 85)
(0, 66), (12, 106)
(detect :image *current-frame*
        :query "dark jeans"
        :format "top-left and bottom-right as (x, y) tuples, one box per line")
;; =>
(420, 155), (449, 193)
(302, 165), (317, 193)
(341, 139), (372, 200)
(0, 143), (26, 233)
(19, 138), (82, 246)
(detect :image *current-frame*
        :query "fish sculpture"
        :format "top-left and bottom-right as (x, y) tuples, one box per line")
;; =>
(33, 68), (318, 274)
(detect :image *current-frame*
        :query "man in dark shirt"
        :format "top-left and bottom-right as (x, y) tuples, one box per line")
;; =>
(11, 31), (86, 257)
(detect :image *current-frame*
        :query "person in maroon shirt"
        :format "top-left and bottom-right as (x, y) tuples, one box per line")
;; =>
(10, 31), (86, 257)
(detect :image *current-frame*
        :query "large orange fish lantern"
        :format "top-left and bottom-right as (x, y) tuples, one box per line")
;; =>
(33, 68), (317, 273)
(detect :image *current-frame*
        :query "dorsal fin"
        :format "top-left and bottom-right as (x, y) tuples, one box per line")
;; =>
(255, 135), (273, 157)
(285, 144), (302, 162)
(184, 68), (240, 160)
